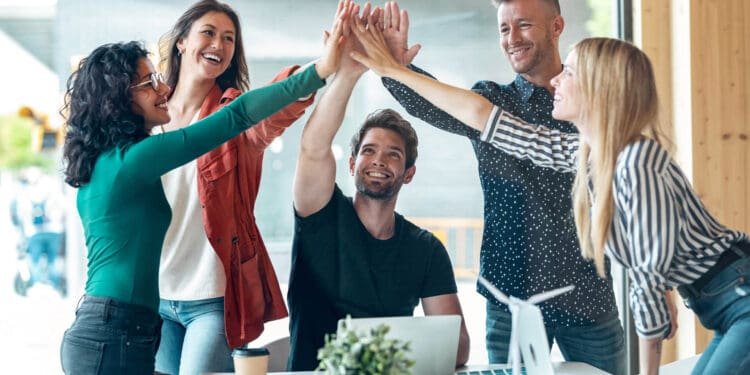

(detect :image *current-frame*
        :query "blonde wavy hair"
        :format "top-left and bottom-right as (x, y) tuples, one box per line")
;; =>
(571, 38), (665, 277)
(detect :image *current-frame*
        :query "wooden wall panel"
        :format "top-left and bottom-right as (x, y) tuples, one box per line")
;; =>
(636, 0), (750, 361)
(636, 0), (673, 141)
(690, 0), (750, 351)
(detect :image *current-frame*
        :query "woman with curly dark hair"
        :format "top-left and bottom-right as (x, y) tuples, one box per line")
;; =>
(58, 8), (345, 370)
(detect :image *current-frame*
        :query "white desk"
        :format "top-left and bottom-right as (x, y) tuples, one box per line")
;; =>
(659, 355), (700, 375)
(456, 362), (609, 374)
(206, 361), (608, 375)
(211, 356), (705, 374)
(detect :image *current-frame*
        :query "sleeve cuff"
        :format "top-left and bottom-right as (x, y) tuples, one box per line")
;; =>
(635, 322), (670, 340)
(288, 65), (317, 102)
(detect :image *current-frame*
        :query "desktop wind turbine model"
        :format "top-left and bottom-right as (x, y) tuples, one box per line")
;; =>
(478, 276), (575, 375)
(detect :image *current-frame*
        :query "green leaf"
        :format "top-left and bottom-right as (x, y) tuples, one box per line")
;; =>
(316, 315), (415, 375)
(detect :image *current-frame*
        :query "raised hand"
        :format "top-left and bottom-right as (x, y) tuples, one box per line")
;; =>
(316, 0), (349, 79)
(349, 11), (404, 78)
(380, 1), (420, 66)
(337, 1), (369, 76)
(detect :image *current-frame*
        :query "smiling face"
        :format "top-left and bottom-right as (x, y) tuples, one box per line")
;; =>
(130, 58), (171, 130)
(497, 0), (561, 77)
(349, 128), (415, 201)
(551, 51), (589, 139)
(176, 11), (236, 82)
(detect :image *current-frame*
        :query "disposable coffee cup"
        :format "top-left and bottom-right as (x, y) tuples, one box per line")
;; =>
(232, 347), (269, 375)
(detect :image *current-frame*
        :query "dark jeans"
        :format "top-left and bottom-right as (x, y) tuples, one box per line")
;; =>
(60, 295), (162, 374)
(486, 303), (626, 375)
(678, 245), (750, 375)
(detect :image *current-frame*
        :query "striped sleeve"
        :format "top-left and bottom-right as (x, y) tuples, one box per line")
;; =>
(479, 106), (579, 173)
(618, 142), (678, 339)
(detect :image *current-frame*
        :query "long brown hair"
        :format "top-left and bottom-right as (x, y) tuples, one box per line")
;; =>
(571, 38), (665, 277)
(158, 0), (250, 92)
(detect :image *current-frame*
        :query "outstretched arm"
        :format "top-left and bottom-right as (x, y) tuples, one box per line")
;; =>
(122, 3), (346, 183)
(294, 0), (367, 217)
(242, 65), (317, 151)
(125, 64), (327, 183)
(351, 18), (579, 171)
(365, 2), (482, 138)
(350, 14), (493, 132)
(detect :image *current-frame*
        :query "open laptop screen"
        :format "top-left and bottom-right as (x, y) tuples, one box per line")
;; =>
(343, 315), (461, 375)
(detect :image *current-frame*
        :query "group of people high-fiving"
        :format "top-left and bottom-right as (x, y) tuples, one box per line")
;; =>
(58, 1), (750, 374)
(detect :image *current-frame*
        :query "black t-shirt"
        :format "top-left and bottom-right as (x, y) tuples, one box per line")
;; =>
(287, 185), (457, 371)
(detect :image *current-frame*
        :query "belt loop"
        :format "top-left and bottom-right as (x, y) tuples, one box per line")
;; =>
(688, 284), (699, 299)
(103, 298), (111, 324)
(75, 294), (86, 311)
(679, 284), (698, 300)
(729, 243), (745, 258)
(733, 241), (750, 258)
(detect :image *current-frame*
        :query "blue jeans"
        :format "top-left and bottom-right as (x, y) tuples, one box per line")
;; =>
(60, 295), (162, 374)
(155, 297), (234, 375)
(680, 255), (750, 375)
(486, 303), (626, 375)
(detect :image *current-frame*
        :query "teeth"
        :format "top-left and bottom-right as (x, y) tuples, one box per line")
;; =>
(510, 47), (530, 55)
(368, 171), (387, 178)
(202, 53), (221, 62)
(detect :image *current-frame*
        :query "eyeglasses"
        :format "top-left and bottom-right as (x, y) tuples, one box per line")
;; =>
(130, 72), (167, 91)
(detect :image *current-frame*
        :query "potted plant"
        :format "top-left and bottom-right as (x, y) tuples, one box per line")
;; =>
(316, 316), (415, 374)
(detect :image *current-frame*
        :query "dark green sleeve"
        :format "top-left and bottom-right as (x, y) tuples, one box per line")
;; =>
(121, 64), (325, 183)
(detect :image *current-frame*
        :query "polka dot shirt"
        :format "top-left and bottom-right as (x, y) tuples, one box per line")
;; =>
(383, 66), (618, 326)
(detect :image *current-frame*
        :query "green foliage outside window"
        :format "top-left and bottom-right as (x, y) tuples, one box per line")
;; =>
(587, 0), (614, 37)
(0, 115), (54, 171)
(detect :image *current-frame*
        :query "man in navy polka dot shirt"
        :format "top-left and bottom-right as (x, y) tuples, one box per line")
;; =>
(380, 1), (625, 373)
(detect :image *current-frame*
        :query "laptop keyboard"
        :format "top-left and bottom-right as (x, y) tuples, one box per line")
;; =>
(455, 368), (528, 375)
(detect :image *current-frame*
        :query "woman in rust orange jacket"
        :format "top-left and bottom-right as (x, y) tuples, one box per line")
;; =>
(154, 1), (316, 373)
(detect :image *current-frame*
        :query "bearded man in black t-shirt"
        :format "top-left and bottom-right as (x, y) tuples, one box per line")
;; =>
(287, 13), (470, 370)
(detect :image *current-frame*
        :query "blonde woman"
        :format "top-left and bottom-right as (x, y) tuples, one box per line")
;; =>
(351, 21), (750, 375)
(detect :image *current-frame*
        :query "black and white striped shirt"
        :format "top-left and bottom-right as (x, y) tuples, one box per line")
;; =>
(482, 106), (749, 339)
(384, 69), (618, 327)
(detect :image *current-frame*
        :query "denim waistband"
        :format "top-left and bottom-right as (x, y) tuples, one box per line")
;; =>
(678, 241), (750, 300)
(76, 295), (162, 335)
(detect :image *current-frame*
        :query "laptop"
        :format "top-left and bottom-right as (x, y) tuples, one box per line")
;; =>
(343, 311), (608, 375)
(343, 315), (461, 375)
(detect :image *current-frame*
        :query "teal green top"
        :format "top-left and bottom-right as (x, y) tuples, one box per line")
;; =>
(78, 65), (324, 311)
